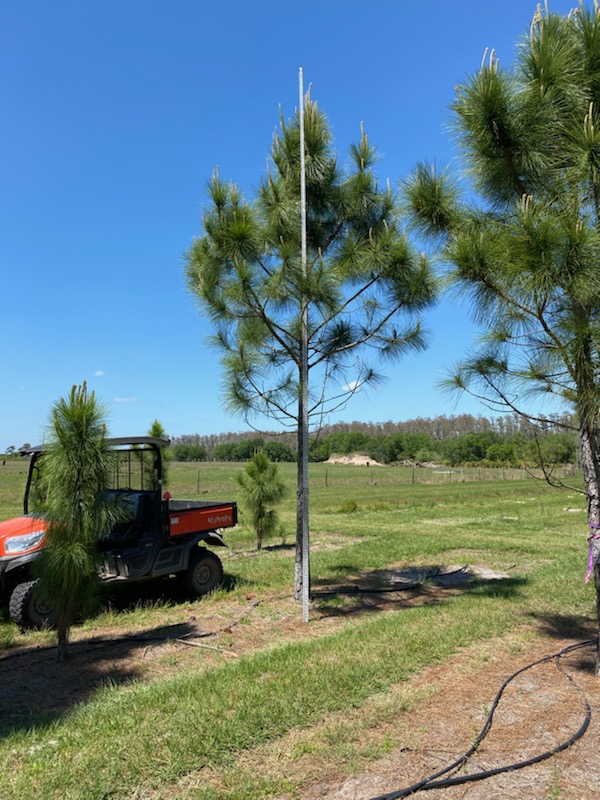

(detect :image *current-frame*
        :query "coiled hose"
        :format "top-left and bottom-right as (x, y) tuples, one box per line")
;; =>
(369, 638), (598, 799)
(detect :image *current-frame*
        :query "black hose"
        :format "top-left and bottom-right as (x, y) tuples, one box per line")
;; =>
(369, 638), (598, 800)
(313, 583), (422, 596)
(313, 566), (467, 597)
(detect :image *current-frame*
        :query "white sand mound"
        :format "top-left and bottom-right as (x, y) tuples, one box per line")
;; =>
(324, 452), (385, 467)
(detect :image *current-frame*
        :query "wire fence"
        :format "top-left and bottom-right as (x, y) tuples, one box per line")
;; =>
(311, 463), (581, 487)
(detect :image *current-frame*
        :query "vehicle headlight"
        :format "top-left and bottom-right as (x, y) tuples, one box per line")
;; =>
(4, 530), (45, 554)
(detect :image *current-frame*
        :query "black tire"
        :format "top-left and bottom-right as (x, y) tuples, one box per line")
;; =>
(9, 580), (57, 629)
(186, 550), (223, 596)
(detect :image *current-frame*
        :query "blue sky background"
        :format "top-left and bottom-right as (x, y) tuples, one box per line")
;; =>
(0, 0), (579, 451)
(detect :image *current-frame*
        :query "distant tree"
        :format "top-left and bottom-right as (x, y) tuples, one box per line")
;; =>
(147, 419), (169, 487)
(233, 438), (265, 461)
(213, 442), (238, 462)
(171, 443), (191, 461)
(325, 431), (373, 455)
(485, 442), (518, 466)
(33, 383), (116, 661)
(263, 440), (295, 462)
(5, 445), (15, 457)
(404, 4), (600, 670)
(440, 432), (500, 466)
(190, 444), (208, 461)
(236, 450), (287, 550)
(172, 443), (207, 462)
(525, 432), (578, 468)
(382, 432), (436, 462)
(148, 419), (167, 439)
(308, 438), (331, 462)
(364, 436), (387, 464)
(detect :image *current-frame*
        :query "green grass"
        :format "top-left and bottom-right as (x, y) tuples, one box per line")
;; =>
(0, 458), (29, 520)
(0, 459), (595, 799)
(3, 597), (521, 799)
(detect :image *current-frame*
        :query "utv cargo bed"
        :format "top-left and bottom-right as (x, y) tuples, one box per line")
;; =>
(167, 500), (237, 538)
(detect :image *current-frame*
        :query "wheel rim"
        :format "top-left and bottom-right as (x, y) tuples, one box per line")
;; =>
(32, 595), (55, 619)
(193, 561), (213, 589)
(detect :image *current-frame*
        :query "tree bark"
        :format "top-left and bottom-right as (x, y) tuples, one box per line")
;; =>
(56, 621), (69, 663)
(295, 407), (310, 603)
(579, 424), (600, 675)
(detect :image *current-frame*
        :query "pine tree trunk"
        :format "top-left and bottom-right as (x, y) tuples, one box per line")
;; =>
(295, 411), (309, 601)
(56, 621), (69, 663)
(295, 450), (303, 600)
(579, 424), (600, 675)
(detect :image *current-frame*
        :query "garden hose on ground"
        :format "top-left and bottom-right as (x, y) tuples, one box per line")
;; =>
(312, 565), (467, 597)
(369, 638), (598, 800)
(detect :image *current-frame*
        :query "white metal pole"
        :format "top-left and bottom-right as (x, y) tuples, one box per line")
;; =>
(299, 66), (310, 623)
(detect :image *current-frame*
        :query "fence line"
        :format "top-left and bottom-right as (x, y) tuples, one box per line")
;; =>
(309, 464), (581, 486)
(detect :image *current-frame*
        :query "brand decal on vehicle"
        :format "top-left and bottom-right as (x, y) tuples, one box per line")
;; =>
(207, 515), (232, 525)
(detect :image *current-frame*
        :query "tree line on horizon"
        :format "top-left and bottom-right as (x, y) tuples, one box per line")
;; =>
(169, 411), (578, 467)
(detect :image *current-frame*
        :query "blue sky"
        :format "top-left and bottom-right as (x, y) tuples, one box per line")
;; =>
(0, 0), (579, 452)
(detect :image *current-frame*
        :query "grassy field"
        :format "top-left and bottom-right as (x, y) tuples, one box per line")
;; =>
(0, 458), (596, 799)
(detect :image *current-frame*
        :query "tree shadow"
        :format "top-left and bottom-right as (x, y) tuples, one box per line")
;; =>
(263, 542), (295, 553)
(0, 621), (194, 738)
(526, 612), (599, 675)
(528, 611), (598, 643)
(311, 564), (528, 619)
(93, 570), (248, 614)
(227, 542), (295, 558)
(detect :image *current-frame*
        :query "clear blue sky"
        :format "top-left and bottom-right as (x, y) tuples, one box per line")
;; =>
(0, 0), (579, 452)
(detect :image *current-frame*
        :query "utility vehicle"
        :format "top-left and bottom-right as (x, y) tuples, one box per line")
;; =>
(0, 437), (237, 628)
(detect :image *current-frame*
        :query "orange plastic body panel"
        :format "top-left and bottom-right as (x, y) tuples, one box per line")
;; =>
(168, 504), (236, 538)
(0, 516), (48, 557)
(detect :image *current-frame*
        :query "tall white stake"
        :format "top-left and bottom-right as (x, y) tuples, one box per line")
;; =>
(299, 67), (310, 623)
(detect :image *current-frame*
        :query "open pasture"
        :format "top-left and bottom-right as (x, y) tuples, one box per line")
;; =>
(0, 458), (597, 799)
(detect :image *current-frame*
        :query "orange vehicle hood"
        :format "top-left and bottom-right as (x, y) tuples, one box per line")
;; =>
(0, 516), (48, 557)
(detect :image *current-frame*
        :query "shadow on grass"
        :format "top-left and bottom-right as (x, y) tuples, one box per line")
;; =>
(92, 568), (250, 614)
(226, 542), (295, 558)
(527, 612), (599, 675)
(0, 563), (262, 738)
(528, 611), (598, 642)
(0, 621), (194, 739)
(263, 542), (295, 553)
(311, 564), (528, 618)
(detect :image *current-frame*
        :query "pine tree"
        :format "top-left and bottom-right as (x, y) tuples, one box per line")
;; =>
(405, 2), (600, 672)
(186, 91), (435, 602)
(34, 383), (116, 661)
(237, 449), (287, 550)
(147, 419), (169, 488)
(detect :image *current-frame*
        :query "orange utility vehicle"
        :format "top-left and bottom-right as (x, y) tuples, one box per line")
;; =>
(0, 437), (237, 628)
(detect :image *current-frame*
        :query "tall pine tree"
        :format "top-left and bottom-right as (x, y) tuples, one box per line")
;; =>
(186, 91), (436, 603)
(405, 2), (600, 671)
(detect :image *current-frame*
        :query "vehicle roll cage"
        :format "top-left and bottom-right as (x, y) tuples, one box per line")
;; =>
(21, 437), (171, 515)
